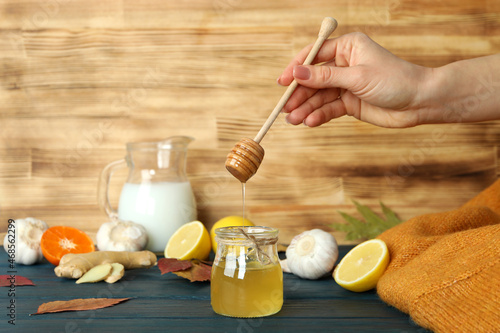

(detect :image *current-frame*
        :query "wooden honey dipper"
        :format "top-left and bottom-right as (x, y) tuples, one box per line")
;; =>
(225, 17), (338, 183)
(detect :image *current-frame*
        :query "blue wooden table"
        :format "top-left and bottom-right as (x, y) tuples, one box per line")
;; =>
(1, 246), (428, 332)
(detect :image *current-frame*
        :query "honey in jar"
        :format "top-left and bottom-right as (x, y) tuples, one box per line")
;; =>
(210, 226), (283, 318)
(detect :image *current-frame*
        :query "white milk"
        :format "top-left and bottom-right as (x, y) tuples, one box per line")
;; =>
(117, 181), (197, 253)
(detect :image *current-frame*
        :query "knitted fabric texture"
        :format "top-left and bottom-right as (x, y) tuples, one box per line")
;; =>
(377, 179), (500, 333)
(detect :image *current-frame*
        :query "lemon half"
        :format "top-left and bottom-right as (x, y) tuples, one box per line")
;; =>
(333, 239), (390, 292)
(164, 221), (211, 260)
(209, 216), (254, 253)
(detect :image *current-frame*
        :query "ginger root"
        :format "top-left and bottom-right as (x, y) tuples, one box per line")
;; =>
(105, 263), (125, 283)
(54, 250), (157, 279)
(76, 263), (113, 284)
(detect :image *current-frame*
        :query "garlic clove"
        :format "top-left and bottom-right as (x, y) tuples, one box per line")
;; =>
(97, 219), (148, 252)
(3, 217), (49, 265)
(294, 234), (317, 256)
(285, 229), (339, 280)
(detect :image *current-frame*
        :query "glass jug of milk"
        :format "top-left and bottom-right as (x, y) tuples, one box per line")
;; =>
(98, 136), (197, 253)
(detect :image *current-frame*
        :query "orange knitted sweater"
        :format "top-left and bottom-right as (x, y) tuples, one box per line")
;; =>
(377, 179), (500, 332)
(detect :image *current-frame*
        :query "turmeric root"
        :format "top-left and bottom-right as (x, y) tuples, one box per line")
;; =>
(54, 250), (157, 279)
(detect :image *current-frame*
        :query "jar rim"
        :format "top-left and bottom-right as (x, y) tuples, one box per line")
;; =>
(215, 226), (278, 240)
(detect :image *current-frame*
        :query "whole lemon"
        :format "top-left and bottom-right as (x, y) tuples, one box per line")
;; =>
(210, 216), (254, 253)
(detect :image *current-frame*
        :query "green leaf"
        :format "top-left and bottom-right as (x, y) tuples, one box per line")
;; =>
(329, 201), (403, 241)
(331, 211), (367, 240)
(353, 200), (392, 231)
(380, 201), (401, 225)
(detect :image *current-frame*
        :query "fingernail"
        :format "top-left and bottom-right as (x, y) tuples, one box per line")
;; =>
(276, 76), (282, 85)
(293, 65), (310, 80)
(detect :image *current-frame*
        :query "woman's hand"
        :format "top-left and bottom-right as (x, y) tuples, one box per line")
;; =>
(278, 32), (433, 128)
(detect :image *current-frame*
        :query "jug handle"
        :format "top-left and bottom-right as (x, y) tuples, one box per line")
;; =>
(97, 159), (127, 220)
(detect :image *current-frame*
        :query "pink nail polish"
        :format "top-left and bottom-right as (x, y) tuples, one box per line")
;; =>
(293, 66), (311, 80)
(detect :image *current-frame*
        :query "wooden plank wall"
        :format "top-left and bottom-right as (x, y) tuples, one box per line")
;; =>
(1, 0), (500, 246)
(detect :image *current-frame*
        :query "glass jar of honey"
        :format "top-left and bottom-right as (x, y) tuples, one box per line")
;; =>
(211, 226), (283, 318)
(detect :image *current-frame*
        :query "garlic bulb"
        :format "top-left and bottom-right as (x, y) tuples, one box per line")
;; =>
(3, 217), (49, 265)
(96, 219), (148, 251)
(285, 229), (338, 280)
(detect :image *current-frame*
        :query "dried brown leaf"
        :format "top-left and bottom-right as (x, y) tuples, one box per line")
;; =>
(158, 258), (193, 275)
(0, 275), (35, 287)
(173, 261), (212, 282)
(31, 298), (131, 316)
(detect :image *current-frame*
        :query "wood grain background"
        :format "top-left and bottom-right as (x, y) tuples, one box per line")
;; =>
(1, 0), (500, 246)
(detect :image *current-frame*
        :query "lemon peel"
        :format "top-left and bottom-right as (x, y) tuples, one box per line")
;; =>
(209, 216), (254, 253)
(164, 221), (211, 260)
(333, 239), (390, 292)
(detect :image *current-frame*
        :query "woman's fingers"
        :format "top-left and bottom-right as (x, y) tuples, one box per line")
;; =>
(277, 44), (313, 86)
(277, 37), (344, 86)
(303, 99), (348, 127)
(293, 64), (361, 91)
(285, 88), (343, 125)
(281, 60), (339, 113)
(281, 85), (318, 114)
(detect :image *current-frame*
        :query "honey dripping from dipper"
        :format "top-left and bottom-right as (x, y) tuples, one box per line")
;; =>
(225, 17), (338, 217)
(225, 137), (264, 219)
